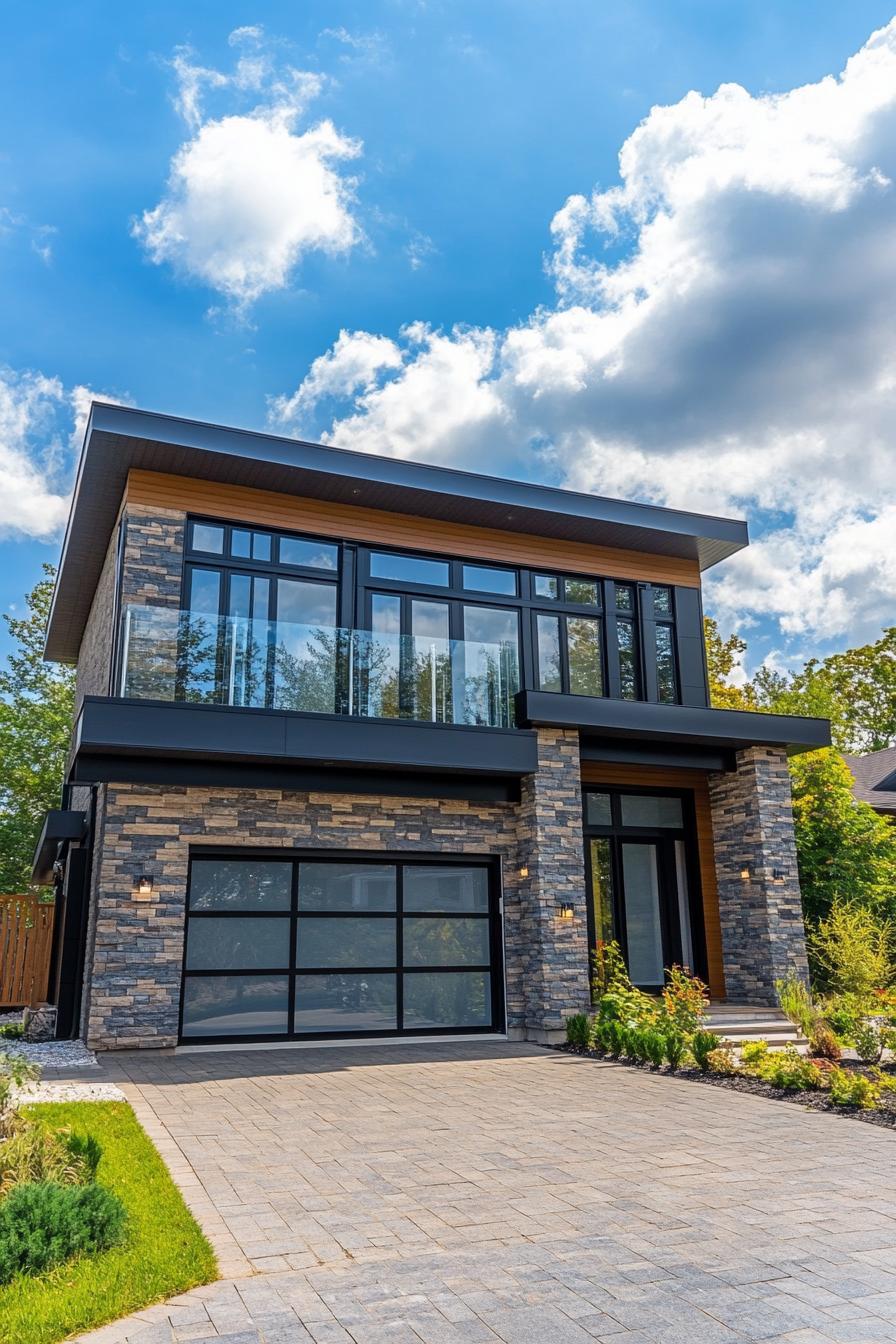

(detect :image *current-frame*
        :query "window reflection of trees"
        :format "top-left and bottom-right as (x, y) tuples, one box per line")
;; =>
(123, 609), (517, 726)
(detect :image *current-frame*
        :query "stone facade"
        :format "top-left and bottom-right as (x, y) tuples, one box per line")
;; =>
(708, 745), (810, 1004)
(73, 529), (119, 713)
(83, 732), (591, 1050)
(517, 728), (591, 1040)
(120, 507), (185, 608)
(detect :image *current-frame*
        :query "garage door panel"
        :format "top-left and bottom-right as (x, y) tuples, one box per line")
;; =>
(186, 916), (290, 971)
(402, 916), (490, 966)
(296, 916), (395, 968)
(298, 862), (396, 910)
(190, 859), (292, 910)
(403, 971), (491, 1028)
(403, 865), (489, 912)
(182, 974), (290, 1037)
(293, 973), (398, 1032)
(181, 854), (503, 1042)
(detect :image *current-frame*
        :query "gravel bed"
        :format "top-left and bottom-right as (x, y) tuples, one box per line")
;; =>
(558, 1045), (896, 1131)
(2, 1038), (100, 1069)
(16, 1080), (125, 1103)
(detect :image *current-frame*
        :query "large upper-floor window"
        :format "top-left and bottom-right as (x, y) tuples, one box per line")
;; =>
(181, 518), (342, 712)
(118, 519), (689, 719)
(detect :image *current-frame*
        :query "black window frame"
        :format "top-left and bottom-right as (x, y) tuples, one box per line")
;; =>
(581, 784), (708, 988)
(173, 516), (345, 709)
(116, 521), (690, 713)
(179, 848), (506, 1044)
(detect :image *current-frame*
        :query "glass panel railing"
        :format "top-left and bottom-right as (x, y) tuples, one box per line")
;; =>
(117, 605), (519, 729)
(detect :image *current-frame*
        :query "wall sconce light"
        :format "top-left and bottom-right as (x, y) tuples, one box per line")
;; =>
(137, 875), (153, 897)
(557, 901), (575, 920)
(772, 868), (786, 884)
(740, 865), (751, 881)
(519, 866), (529, 879)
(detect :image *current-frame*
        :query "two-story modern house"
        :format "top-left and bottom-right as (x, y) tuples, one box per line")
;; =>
(34, 403), (829, 1050)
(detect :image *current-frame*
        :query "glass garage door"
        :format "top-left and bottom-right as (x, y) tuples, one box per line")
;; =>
(180, 855), (503, 1043)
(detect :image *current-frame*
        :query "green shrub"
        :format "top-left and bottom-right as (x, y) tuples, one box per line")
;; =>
(621, 1027), (641, 1060)
(631, 1029), (652, 1064)
(827, 1067), (881, 1109)
(761, 1046), (823, 1091)
(0, 1025), (23, 1041)
(823, 996), (861, 1042)
(593, 943), (659, 1029)
(589, 1019), (609, 1053)
(854, 1020), (886, 1064)
(775, 973), (816, 1037)
(740, 1040), (823, 1090)
(604, 1021), (624, 1057)
(0, 1180), (126, 1284)
(808, 903), (893, 1000)
(644, 1030), (666, 1068)
(690, 1029), (720, 1073)
(663, 1031), (686, 1072)
(565, 1013), (591, 1048)
(740, 1040), (770, 1071)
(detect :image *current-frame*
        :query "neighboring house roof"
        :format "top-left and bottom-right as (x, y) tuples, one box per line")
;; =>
(844, 746), (896, 816)
(45, 401), (750, 664)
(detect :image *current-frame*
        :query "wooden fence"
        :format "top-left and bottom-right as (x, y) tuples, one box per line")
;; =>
(0, 895), (55, 1009)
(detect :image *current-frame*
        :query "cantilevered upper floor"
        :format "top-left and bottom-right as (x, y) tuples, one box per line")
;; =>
(48, 403), (829, 793)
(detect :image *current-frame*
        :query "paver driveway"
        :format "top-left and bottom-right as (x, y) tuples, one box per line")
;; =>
(78, 1042), (896, 1344)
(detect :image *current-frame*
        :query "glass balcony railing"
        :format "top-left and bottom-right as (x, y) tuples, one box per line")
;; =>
(117, 604), (520, 729)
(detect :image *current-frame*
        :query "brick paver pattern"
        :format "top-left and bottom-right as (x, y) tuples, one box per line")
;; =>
(76, 1042), (896, 1344)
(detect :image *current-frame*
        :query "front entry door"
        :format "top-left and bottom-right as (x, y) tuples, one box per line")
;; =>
(584, 789), (705, 992)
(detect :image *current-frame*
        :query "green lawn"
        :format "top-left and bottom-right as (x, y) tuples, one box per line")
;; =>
(0, 1101), (217, 1344)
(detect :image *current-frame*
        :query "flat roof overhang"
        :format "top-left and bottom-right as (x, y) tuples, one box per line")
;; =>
(516, 691), (831, 756)
(69, 698), (539, 799)
(46, 402), (749, 663)
(31, 808), (87, 885)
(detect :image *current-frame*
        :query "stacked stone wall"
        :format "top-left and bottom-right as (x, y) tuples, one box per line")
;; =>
(708, 745), (810, 1003)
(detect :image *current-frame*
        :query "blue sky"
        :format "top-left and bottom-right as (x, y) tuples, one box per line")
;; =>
(2, 2), (895, 673)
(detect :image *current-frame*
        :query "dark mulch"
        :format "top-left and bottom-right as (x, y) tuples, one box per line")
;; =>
(557, 1044), (896, 1131)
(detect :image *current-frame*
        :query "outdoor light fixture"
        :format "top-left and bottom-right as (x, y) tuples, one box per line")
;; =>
(557, 901), (575, 920)
(137, 875), (153, 897)
(519, 866), (529, 879)
(740, 865), (751, 881)
(772, 868), (786, 883)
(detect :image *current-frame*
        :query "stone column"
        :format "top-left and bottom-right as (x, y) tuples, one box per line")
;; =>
(515, 727), (591, 1041)
(708, 745), (810, 1005)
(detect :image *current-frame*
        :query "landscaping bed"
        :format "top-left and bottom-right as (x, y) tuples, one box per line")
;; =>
(0, 1100), (217, 1344)
(566, 940), (896, 1134)
(559, 1043), (896, 1131)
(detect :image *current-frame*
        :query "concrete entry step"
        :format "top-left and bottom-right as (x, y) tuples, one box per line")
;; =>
(704, 1003), (809, 1053)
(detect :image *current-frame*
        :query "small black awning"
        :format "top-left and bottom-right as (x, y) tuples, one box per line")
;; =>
(31, 809), (87, 886)
(516, 691), (830, 757)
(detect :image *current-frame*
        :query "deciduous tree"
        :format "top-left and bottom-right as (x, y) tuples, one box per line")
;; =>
(0, 567), (74, 893)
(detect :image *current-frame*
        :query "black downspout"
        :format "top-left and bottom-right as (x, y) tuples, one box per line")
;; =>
(52, 783), (97, 1040)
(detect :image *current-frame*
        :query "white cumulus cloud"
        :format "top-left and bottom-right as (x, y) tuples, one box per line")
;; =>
(134, 27), (362, 311)
(0, 371), (126, 541)
(272, 18), (896, 657)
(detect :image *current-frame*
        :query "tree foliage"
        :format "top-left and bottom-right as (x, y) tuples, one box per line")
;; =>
(703, 617), (755, 710)
(789, 749), (896, 925)
(0, 567), (75, 893)
(752, 627), (896, 754)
